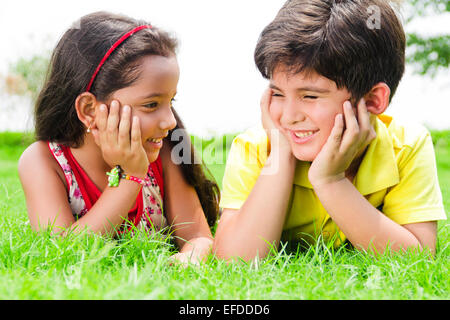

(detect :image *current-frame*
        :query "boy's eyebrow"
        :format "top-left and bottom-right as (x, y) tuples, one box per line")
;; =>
(296, 87), (331, 94)
(269, 83), (330, 94)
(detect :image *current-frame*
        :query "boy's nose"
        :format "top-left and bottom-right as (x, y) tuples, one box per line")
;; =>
(280, 99), (306, 125)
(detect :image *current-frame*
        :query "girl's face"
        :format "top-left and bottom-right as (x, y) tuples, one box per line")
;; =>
(107, 55), (179, 163)
(269, 66), (352, 162)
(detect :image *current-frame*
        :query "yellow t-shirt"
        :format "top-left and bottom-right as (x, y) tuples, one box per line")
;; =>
(220, 114), (447, 247)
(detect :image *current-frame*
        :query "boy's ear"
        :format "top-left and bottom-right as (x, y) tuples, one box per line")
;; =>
(363, 82), (390, 115)
(75, 92), (99, 129)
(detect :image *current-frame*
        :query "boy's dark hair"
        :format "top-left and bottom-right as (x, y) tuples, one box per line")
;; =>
(254, 0), (406, 103)
(34, 11), (219, 227)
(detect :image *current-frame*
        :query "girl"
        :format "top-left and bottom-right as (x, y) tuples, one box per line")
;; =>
(18, 12), (220, 265)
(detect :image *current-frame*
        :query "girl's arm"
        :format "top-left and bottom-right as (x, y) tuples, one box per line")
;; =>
(19, 102), (149, 236)
(159, 143), (214, 265)
(308, 99), (437, 255)
(18, 142), (143, 235)
(213, 89), (296, 262)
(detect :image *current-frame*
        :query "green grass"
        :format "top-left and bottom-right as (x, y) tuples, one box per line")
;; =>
(0, 131), (449, 300)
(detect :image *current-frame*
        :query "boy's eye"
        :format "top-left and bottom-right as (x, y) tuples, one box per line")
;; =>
(304, 95), (318, 100)
(272, 93), (283, 97)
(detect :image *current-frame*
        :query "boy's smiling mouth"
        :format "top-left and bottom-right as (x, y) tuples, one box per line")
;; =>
(289, 129), (320, 144)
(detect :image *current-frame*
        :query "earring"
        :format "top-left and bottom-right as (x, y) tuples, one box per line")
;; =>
(87, 123), (92, 133)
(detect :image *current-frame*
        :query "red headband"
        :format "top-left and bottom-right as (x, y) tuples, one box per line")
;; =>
(85, 25), (152, 92)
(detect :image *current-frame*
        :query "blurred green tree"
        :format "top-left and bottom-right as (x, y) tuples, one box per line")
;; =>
(4, 0), (449, 99)
(405, 0), (450, 76)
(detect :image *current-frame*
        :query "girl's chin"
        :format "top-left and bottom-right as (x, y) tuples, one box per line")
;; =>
(145, 149), (160, 163)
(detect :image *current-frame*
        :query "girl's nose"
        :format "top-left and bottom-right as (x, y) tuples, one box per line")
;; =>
(159, 107), (177, 131)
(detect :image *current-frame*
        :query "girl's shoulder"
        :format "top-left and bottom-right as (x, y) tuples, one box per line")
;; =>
(19, 140), (53, 167)
(18, 141), (67, 188)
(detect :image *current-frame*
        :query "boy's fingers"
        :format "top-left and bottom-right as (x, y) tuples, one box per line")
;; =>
(118, 105), (131, 150)
(357, 98), (376, 142)
(261, 88), (277, 135)
(340, 100), (360, 152)
(327, 113), (344, 151)
(260, 88), (273, 118)
(343, 101), (359, 136)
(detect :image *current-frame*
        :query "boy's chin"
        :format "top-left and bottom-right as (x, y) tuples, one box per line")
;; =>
(292, 148), (316, 162)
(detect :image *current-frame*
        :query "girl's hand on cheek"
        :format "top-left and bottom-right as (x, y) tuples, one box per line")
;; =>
(260, 88), (292, 156)
(308, 99), (376, 188)
(91, 100), (149, 178)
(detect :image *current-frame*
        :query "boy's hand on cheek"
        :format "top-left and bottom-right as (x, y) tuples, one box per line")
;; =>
(308, 99), (376, 188)
(260, 88), (292, 157)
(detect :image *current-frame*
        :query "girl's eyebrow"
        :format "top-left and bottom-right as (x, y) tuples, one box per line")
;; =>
(138, 93), (163, 100)
(138, 91), (177, 100)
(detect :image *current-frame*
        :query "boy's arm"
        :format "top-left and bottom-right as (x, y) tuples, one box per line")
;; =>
(309, 99), (439, 255)
(214, 150), (296, 262)
(214, 89), (296, 262)
(313, 178), (437, 254)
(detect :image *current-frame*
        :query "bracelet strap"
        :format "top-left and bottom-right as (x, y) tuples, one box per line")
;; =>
(107, 165), (150, 187)
(121, 173), (151, 187)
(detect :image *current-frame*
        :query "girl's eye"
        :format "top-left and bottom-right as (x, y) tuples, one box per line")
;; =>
(304, 95), (318, 100)
(272, 93), (283, 97)
(143, 102), (158, 109)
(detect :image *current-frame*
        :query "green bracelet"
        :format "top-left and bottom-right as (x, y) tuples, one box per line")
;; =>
(106, 166), (122, 187)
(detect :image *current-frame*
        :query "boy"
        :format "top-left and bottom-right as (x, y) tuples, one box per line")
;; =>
(213, 0), (447, 261)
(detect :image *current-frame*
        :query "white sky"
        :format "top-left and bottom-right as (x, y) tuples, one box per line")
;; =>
(0, 0), (449, 136)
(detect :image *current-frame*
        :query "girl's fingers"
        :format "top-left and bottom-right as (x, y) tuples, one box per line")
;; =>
(130, 116), (142, 152)
(106, 100), (120, 144)
(96, 104), (109, 147)
(118, 105), (131, 150)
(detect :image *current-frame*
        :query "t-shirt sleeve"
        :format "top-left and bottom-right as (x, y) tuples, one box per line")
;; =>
(382, 130), (447, 225)
(219, 129), (268, 210)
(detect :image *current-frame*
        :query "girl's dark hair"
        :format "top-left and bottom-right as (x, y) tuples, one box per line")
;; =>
(34, 11), (219, 226)
(254, 0), (406, 103)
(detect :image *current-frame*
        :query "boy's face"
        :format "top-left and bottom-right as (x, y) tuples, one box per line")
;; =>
(269, 66), (353, 162)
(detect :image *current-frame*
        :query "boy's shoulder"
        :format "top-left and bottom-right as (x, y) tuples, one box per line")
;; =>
(378, 114), (431, 151)
(232, 126), (268, 146)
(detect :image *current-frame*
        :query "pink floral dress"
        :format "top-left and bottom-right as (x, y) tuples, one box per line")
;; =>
(48, 142), (167, 234)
